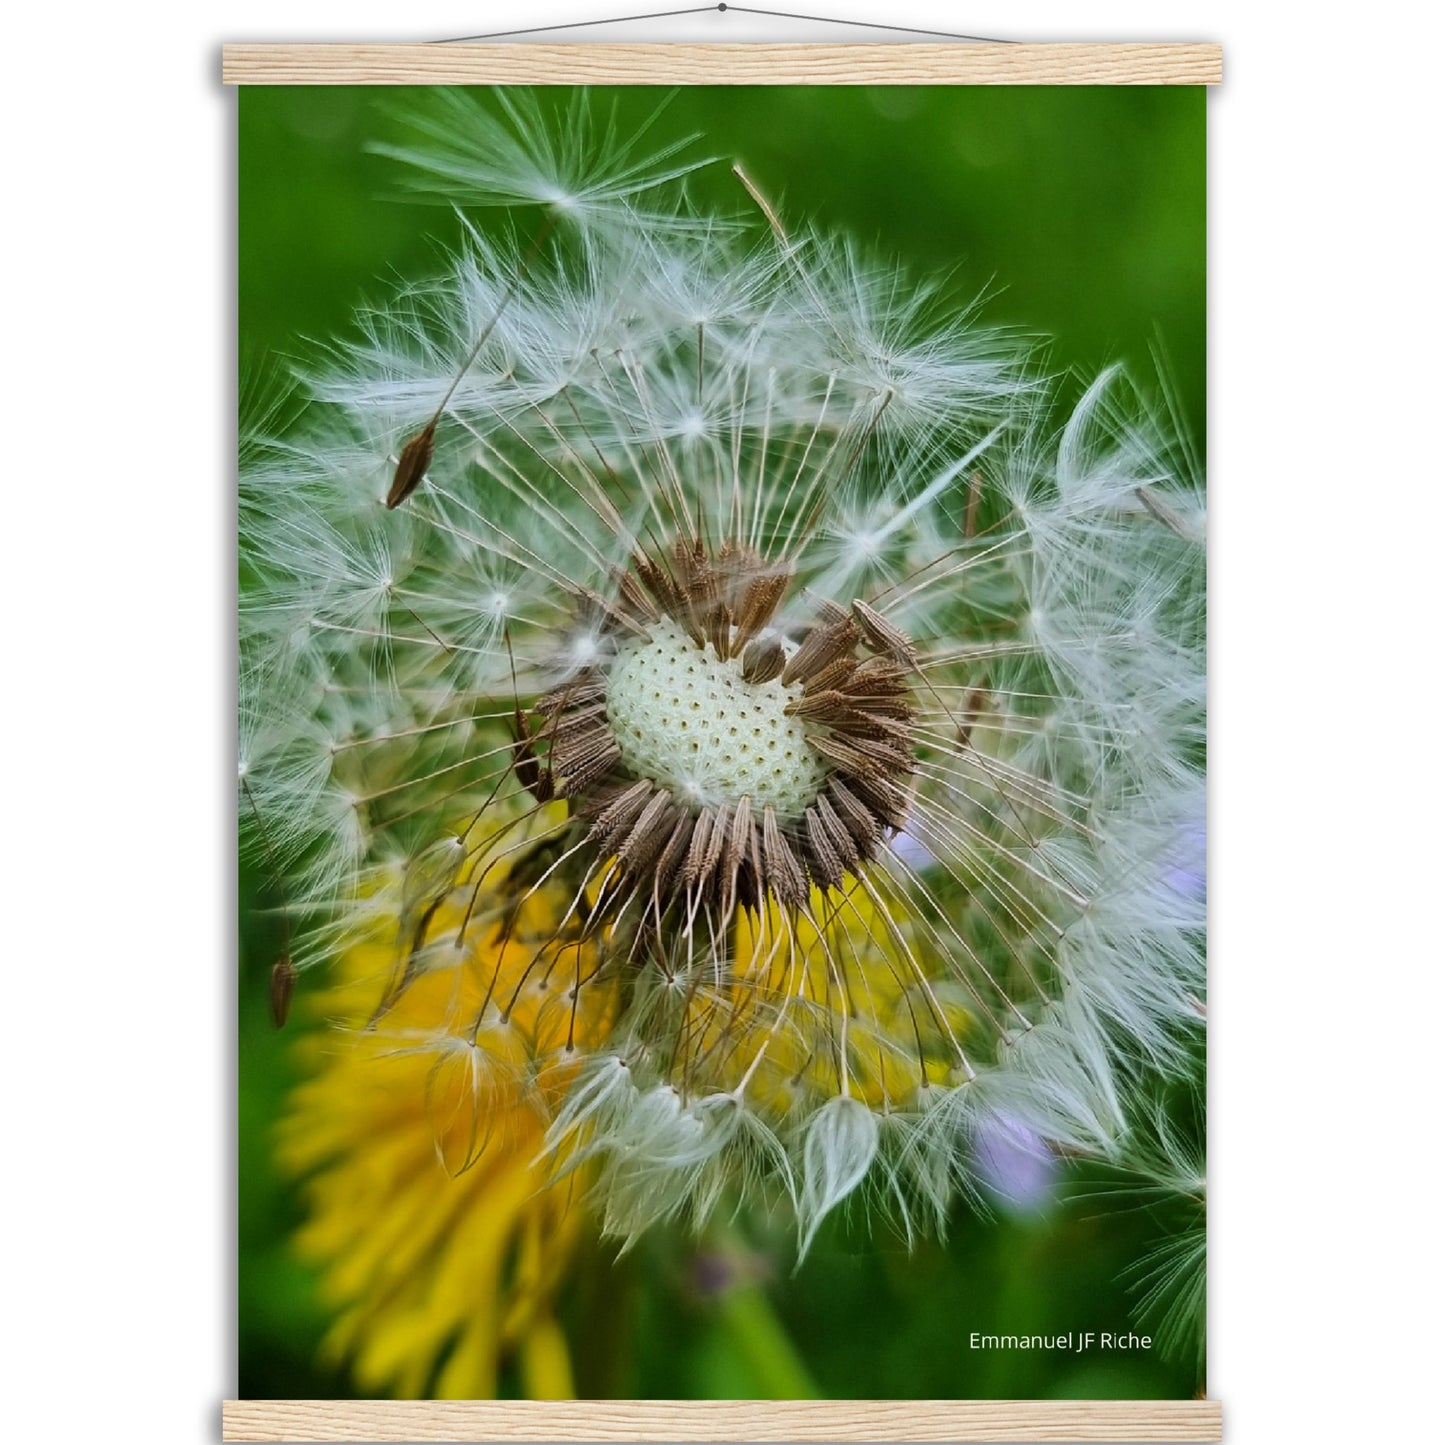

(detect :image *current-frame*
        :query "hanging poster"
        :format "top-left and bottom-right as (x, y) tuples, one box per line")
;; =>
(233, 43), (1215, 1441)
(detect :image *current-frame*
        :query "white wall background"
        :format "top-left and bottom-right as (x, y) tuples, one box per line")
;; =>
(1, 3), (1438, 1440)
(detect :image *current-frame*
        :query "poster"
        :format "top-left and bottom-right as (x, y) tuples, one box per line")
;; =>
(239, 81), (1206, 1408)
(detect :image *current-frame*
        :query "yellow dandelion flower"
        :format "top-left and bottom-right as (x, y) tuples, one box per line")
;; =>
(276, 813), (612, 1400)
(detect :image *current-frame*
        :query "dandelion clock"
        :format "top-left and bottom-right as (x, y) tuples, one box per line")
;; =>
(230, 37), (1219, 1444)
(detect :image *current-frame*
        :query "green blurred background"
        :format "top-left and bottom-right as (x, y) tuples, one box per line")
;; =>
(239, 84), (1205, 1402)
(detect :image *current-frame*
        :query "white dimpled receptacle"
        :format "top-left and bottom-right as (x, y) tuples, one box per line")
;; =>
(604, 619), (826, 819)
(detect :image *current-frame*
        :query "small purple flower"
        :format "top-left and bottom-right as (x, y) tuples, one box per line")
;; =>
(1162, 814), (1206, 905)
(888, 826), (936, 874)
(973, 1114), (1058, 1213)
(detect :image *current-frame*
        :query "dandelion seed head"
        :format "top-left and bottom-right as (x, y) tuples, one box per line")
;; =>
(245, 93), (1205, 1254)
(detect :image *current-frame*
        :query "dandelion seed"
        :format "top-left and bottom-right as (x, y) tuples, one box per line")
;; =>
(243, 93), (1206, 1257)
(268, 956), (296, 1029)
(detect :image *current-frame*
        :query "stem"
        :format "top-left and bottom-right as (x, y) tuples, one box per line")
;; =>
(713, 1278), (821, 1400)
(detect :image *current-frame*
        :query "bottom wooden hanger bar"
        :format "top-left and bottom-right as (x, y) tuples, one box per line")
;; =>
(223, 1399), (1222, 1442)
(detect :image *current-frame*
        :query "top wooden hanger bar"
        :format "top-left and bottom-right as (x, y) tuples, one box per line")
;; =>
(221, 43), (1222, 86)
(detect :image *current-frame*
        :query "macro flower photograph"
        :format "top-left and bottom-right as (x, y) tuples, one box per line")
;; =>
(238, 83), (1206, 1403)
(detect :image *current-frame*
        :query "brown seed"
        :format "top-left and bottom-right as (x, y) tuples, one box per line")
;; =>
(803, 806), (847, 890)
(562, 743), (621, 799)
(740, 636), (785, 685)
(269, 956), (297, 1029)
(618, 791), (679, 873)
(1135, 485), (1193, 539)
(573, 586), (651, 640)
(727, 795), (755, 870)
(762, 806), (808, 906)
(841, 690), (913, 720)
(723, 796), (759, 907)
(683, 806), (716, 887)
(591, 799), (651, 861)
(852, 599), (919, 669)
(509, 702), (553, 801)
(827, 778), (882, 849)
(612, 566), (660, 623)
(812, 597), (851, 627)
(845, 768), (911, 830)
(732, 570), (792, 652)
(671, 538), (717, 634)
(386, 424), (436, 509)
(587, 779), (654, 852)
(801, 657), (859, 697)
(809, 733), (881, 777)
(653, 811), (697, 896)
(685, 804), (729, 891)
(535, 673), (605, 719)
(551, 699), (609, 730)
(827, 709), (913, 743)
(634, 554), (688, 623)
(846, 654), (909, 690)
(549, 715), (620, 794)
(780, 617), (860, 687)
(812, 793), (861, 869)
(956, 684), (990, 749)
(548, 716), (609, 761)
(784, 689), (853, 721)
(846, 732), (918, 773)
(674, 534), (708, 587)
(685, 553), (721, 612)
(576, 778), (633, 817)
(703, 598), (733, 660)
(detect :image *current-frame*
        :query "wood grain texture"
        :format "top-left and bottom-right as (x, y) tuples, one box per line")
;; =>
(221, 43), (1222, 87)
(223, 1399), (1223, 1443)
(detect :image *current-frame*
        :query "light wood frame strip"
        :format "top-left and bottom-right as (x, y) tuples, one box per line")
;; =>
(223, 1399), (1222, 1442)
(222, 42), (1221, 86)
